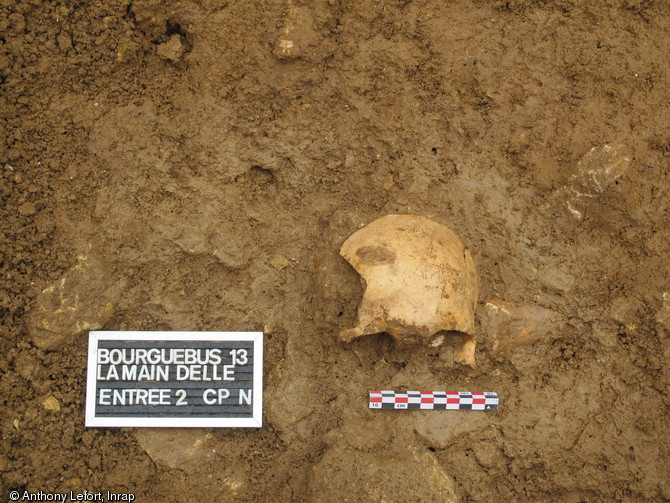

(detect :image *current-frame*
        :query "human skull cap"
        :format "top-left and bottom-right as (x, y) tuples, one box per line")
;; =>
(340, 214), (478, 366)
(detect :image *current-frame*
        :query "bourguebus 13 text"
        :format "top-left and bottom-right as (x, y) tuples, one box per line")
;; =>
(96, 347), (251, 407)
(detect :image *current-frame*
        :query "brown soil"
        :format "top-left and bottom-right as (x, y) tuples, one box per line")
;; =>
(2, 0), (669, 502)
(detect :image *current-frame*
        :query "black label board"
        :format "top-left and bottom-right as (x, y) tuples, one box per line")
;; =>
(85, 331), (263, 427)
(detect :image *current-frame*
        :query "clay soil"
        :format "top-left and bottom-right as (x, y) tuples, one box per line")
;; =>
(2, 0), (670, 502)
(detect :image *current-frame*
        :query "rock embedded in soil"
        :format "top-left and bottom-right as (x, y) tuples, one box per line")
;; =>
(263, 347), (316, 442)
(42, 396), (61, 412)
(173, 226), (251, 269)
(26, 255), (123, 350)
(414, 411), (492, 450)
(538, 266), (576, 292)
(473, 441), (505, 470)
(478, 299), (564, 351)
(135, 429), (214, 470)
(18, 201), (36, 216)
(309, 438), (458, 503)
(273, 5), (319, 61)
(609, 295), (644, 326)
(269, 254), (291, 270)
(558, 142), (632, 220)
(656, 292), (670, 329)
(157, 34), (184, 62)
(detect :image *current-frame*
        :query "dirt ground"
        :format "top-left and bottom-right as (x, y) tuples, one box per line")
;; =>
(1, 0), (669, 501)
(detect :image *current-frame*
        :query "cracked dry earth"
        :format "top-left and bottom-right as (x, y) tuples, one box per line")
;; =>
(1, 0), (669, 502)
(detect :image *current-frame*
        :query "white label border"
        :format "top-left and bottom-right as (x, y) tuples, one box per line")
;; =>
(85, 331), (263, 428)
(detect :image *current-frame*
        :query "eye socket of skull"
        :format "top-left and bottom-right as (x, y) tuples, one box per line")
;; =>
(354, 245), (396, 266)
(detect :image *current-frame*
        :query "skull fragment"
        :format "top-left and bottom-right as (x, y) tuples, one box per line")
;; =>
(340, 215), (479, 366)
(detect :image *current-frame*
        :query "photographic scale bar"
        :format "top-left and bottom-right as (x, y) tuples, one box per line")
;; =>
(369, 390), (499, 410)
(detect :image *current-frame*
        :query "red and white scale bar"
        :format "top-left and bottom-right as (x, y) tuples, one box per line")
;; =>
(369, 391), (499, 410)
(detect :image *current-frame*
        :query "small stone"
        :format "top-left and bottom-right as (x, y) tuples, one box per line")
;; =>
(157, 34), (184, 62)
(656, 292), (670, 329)
(13, 419), (19, 429)
(473, 442), (504, 469)
(269, 255), (291, 270)
(479, 299), (563, 351)
(272, 6), (319, 61)
(174, 229), (209, 255)
(610, 296), (643, 326)
(42, 396), (61, 411)
(18, 201), (36, 216)
(538, 267), (575, 292)
(212, 242), (249, 269)
(560, 142), (632, 219)
(273, 38), (298, 60)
